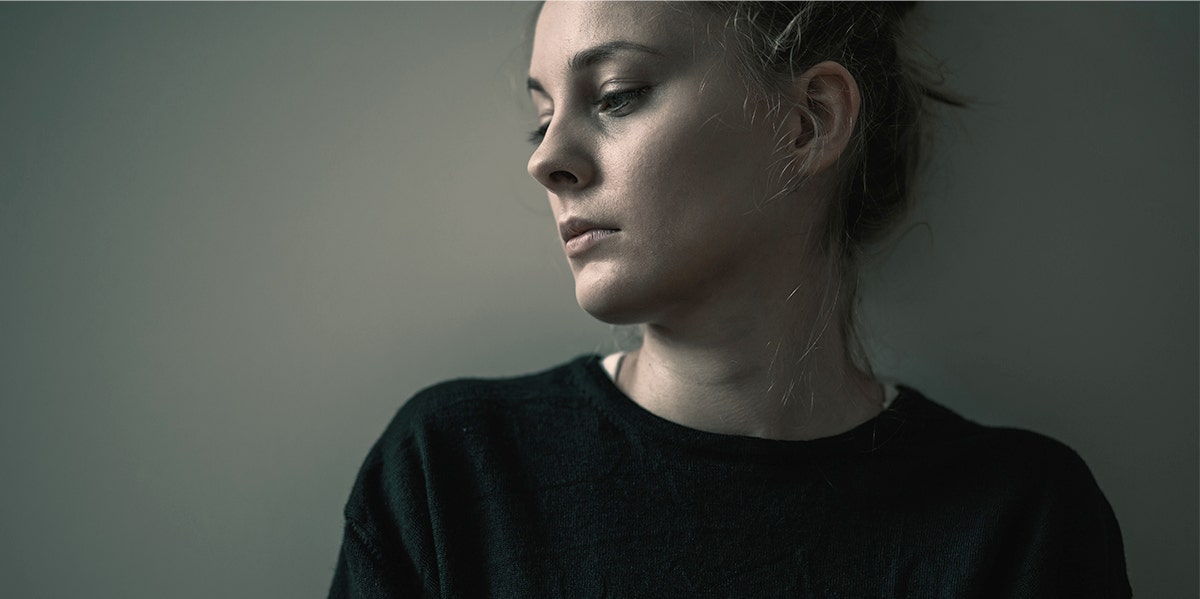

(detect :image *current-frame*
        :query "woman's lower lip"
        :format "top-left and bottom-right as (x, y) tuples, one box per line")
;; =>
(564, 228), (618, 257)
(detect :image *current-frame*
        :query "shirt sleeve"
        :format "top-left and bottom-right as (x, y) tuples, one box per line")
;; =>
(329, 518), (423, 599)
(1053, 450), (1131, 597)
(328, 429), (440, 599)
(1006, 441), (1132, 598)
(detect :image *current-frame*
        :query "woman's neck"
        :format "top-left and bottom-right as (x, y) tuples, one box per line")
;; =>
(613, 273), (884, 441)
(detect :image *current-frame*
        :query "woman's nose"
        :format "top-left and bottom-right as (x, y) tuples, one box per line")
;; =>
(526, 121), (595, 194)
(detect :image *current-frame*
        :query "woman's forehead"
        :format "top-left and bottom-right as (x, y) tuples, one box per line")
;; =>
(529, 1), (717, 80)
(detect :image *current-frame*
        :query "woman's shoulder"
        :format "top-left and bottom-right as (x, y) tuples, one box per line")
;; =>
(891, 386), (1122, 533)
(886, 388), (1130, 596)
(356, 355), (621, 499)
(895, 385), (1079, 447)
(892, 386), (1109, 497)
(376, 354), (602, 447)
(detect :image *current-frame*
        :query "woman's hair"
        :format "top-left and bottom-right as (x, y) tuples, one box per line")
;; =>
(696, 1), (963, 373)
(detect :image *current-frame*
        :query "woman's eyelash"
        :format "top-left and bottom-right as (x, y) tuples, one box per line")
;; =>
(527, 87), (652, 145)
(593, 87), (651, 115)
(528, 122), (550, 145)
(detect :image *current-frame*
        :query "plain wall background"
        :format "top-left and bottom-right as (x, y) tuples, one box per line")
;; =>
(1, 2), (1195, 597)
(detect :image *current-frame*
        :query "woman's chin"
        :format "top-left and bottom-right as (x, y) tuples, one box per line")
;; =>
(573, 274), (654, 326)
(575, 289), (646, 325)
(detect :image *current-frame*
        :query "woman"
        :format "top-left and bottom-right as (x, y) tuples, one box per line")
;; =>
(330, 2), (1130, 596)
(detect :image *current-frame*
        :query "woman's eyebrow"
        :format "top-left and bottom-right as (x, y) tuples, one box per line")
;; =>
(527, 40), (665, 94)
(567, 40), (664, 71)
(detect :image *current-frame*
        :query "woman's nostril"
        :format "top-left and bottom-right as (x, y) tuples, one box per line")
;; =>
(551, 170), (578, 185)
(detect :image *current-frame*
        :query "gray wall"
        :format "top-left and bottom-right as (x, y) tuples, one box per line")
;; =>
(1, 2), (1194, 597)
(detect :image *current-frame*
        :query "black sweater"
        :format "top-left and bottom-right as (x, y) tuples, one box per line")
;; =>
(329, 355), (1130, 598)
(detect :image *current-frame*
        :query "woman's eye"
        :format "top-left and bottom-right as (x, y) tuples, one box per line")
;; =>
(528, 122), (550, 145)
(527, 87), (650, 145)
(594, 87), (651, 116)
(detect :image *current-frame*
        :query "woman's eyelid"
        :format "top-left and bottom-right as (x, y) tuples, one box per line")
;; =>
(595, 86), (651, 115)
(597, 77), (649, 97)
(526, 79), (650, 143)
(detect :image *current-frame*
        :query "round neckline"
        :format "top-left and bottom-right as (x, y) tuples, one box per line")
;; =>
(602, 351), (902, 411)
(573, 354), (915, 461)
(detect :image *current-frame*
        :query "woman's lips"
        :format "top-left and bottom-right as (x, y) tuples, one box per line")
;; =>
(564, 228), (619, 257)
(559, 217), (619, 258)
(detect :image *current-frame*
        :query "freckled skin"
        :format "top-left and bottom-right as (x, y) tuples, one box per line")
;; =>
(527, 1), (819, 328)
(527, 1), (881, 441)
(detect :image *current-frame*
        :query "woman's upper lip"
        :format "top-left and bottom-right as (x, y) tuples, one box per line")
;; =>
(559, 217), (618, 242)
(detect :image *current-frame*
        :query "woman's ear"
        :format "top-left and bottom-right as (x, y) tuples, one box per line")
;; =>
(786, 61), (862, 175)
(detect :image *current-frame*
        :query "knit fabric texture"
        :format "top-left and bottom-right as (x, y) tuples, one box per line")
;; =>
(329, 355), (1130, 598)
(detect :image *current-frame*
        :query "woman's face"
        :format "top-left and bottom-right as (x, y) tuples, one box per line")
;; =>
(527, 1), (818, 326)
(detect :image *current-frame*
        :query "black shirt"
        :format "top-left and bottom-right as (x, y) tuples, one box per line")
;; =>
(329, 355), (1130, 597)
